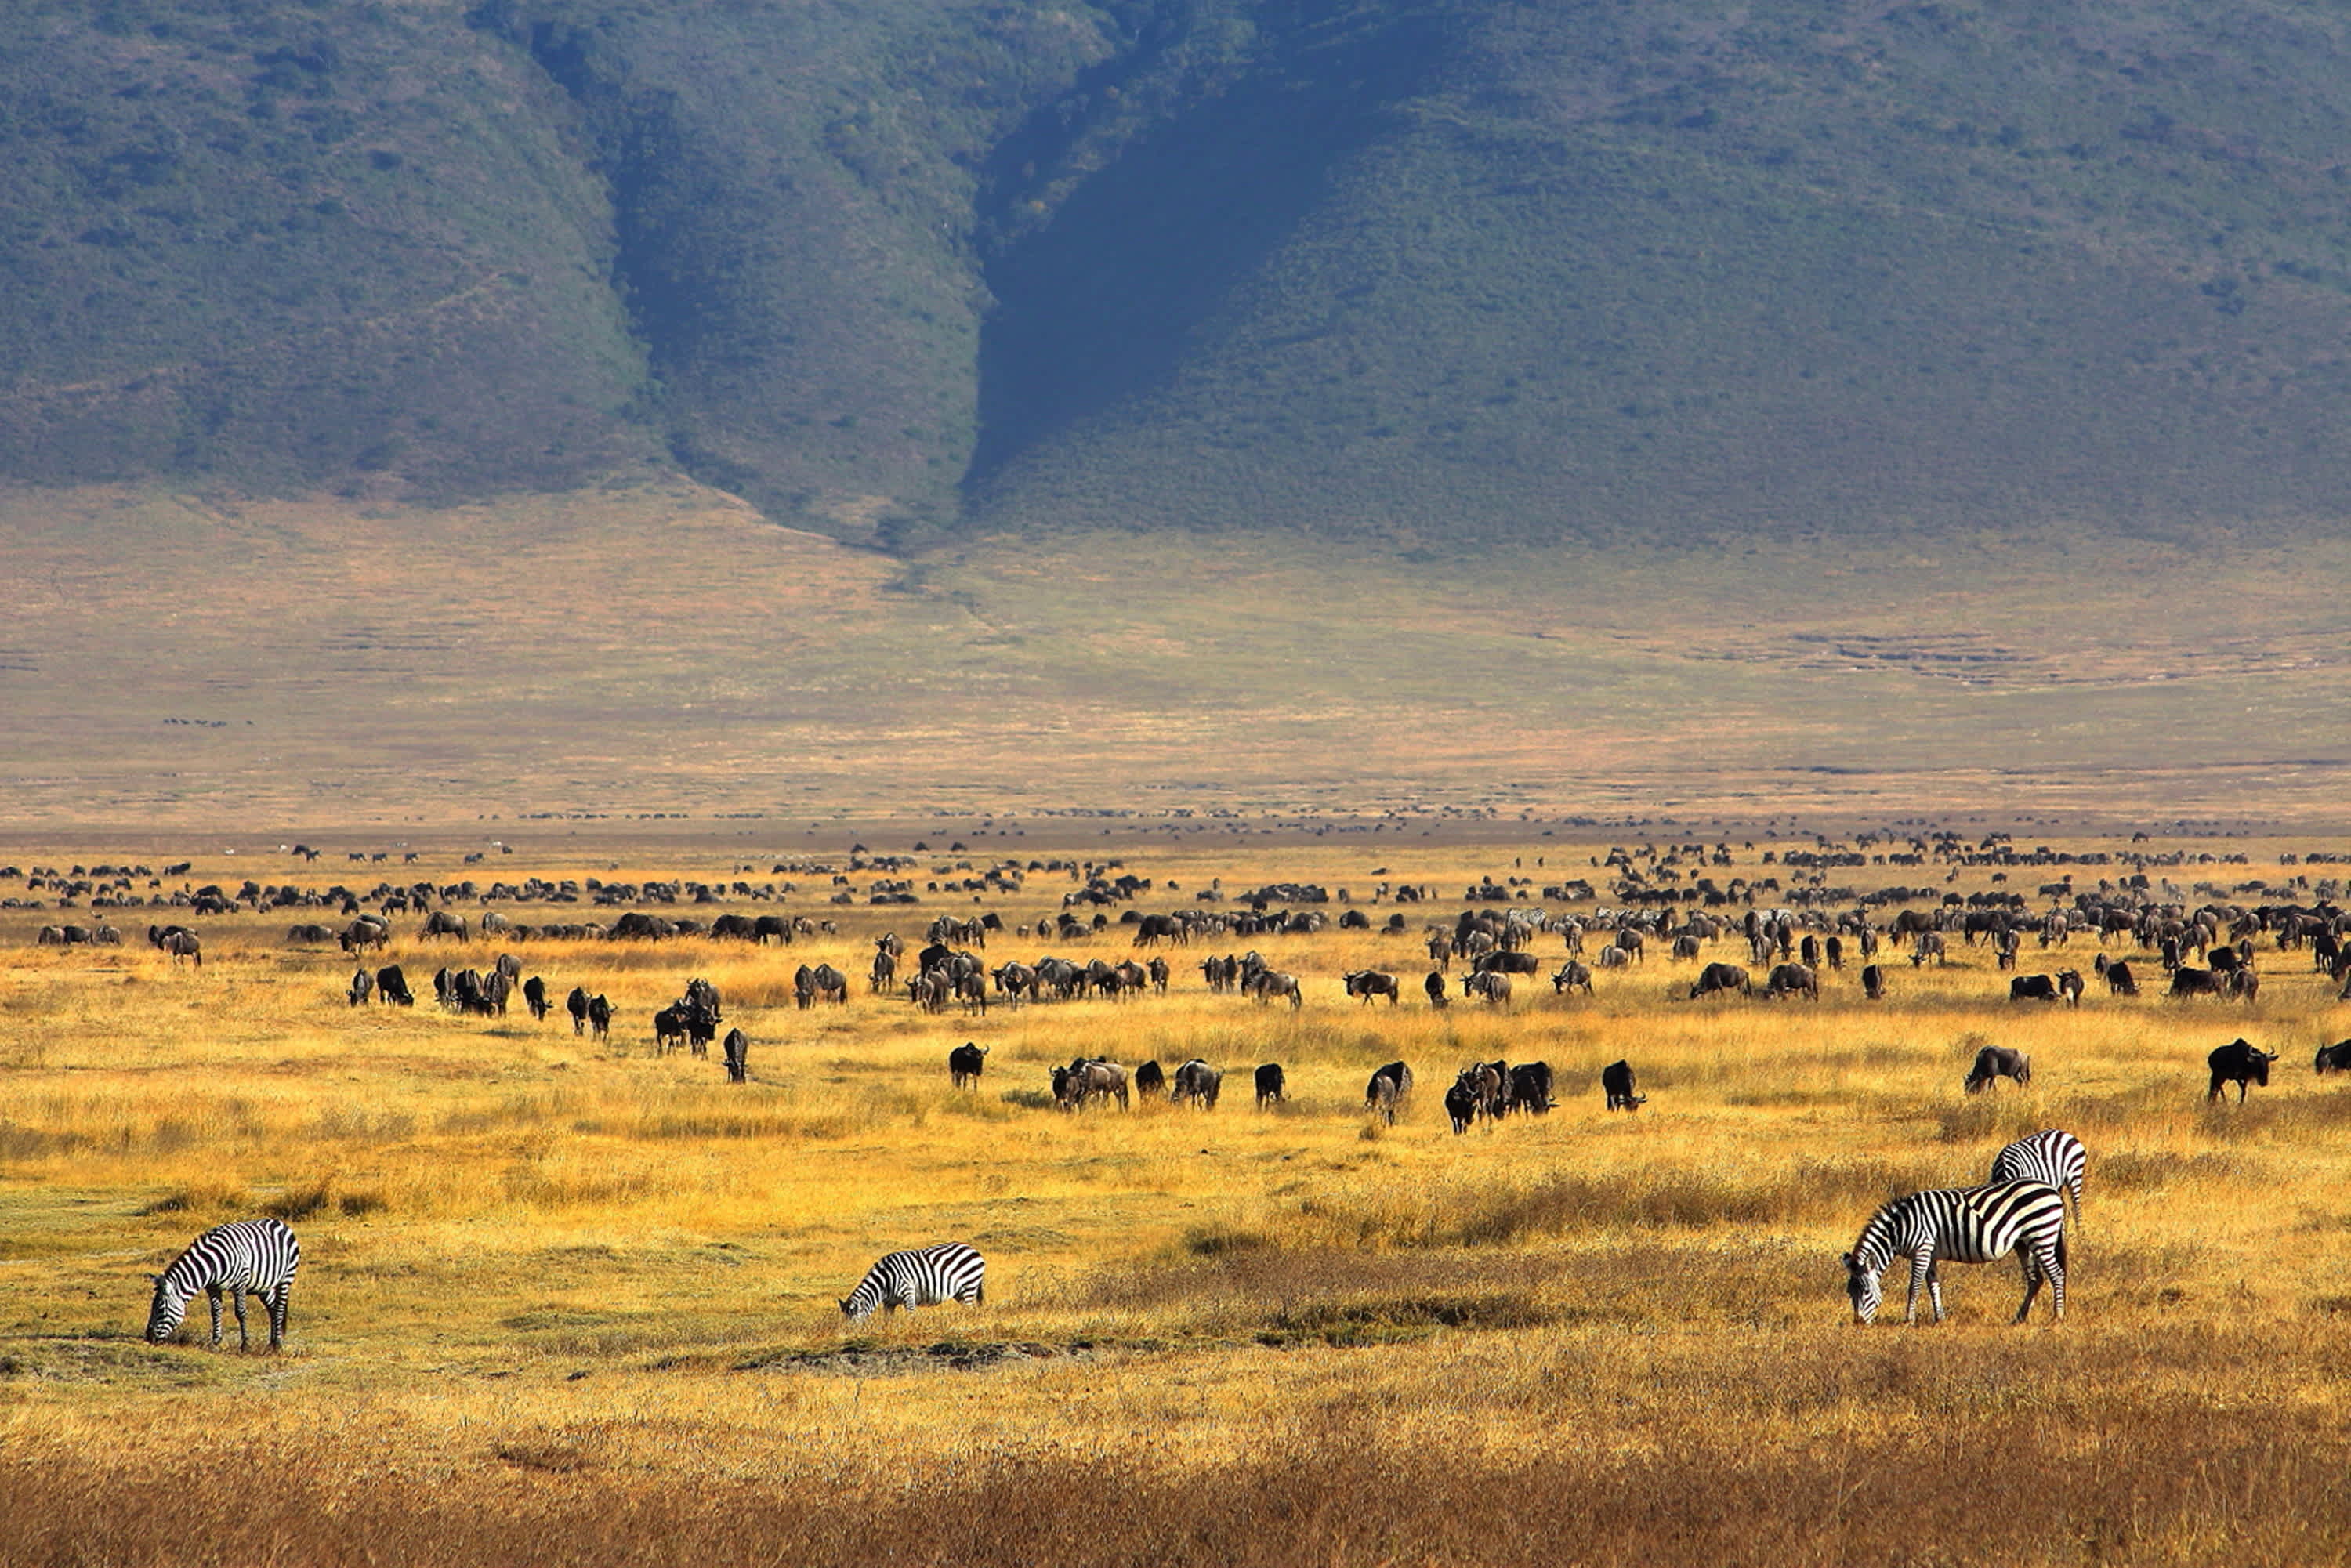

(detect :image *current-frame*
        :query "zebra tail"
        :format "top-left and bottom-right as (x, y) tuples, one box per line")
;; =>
(2056, 1226), (2070, 1274)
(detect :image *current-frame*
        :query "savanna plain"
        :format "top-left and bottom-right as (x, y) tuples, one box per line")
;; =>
(3, 824), (2350, 1566)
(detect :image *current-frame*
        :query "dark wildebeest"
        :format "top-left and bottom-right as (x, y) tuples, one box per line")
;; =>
(1552, 961), (1594, 996)
(1133, 1059), (1166, 1098)
(654, 1005), (687, 1055)
(347, 969), (372, 1007)
(2056, 969), (2085, 1008)
(1690, 962), (1750, 1000)
(1764, 963), (1817, 1001)
(2009, 974), (2063, 1004)
(948, 1041), (988, 1088)
(2208, 1038), (2277, 1103)
(522, 976), (549, 1022)
(1366, 1062), (1412, 1124)
(1342, 970), (1400, 1005)
(1424, 969), (1449, 1008)
(1601, 1059), (1646, 1112)
(1171, 1059), (1223, 1109)
(2100, 958), (2136, 995)
(1473, 950), (1541, 977)
(148, 925), (201, 968)
(586, 994), (612, 1042)
(1825, 935), (1845, 971)
(1799, 934), (1822, 969)
(566, 985), (590, 1034)
(2170, 966), (2225, 1000)
(1255, 1063), (1286, 1108)
(870, 948), (897, 993)
(2314, 1039), (2351, 1076)
(1670, 934), (1701, 961)
(2227, 968), (2260, 1002)
(1462, 970), (1512, 1006)
(810, 963), (849, 1005)
(1444, 1077), (1480, 1134)
(421, 911), (469, 942)
(1060, 1059), (1129, 1111)
(1964, 1045), (2031, 1094)
(1861, 963), (1886, 1000)
(377, 965), (413, 1005)
(1507, 1061), (1554, 1115)
(723, 1028), (749, 1083)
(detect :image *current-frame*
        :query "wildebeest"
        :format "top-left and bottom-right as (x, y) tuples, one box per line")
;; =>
(1861, 963), (1886, 1000)
(376, 965), (413, 1006)
(1462, 970), (1512, 1005)
(2056, 969), (2085, 1007)
(1244, 969), (1303, 1009)
(1128, 1058), (1166, 1100)
(1507, 1061), (1554, 1115)
(1423, 969), (1448, 1008)
(1255, 1063), (1286, 1108)
(1473, 950), (1541, 977)
(1058, 1059), (1129, 1111)
(948, 1041), (988, 1088)
(2314, 1039), (2351, 1076)
(1444, 1077), (1480, 1134)
(1342, 969), (1400, 1005)
(1911, 932), (1947, 967)
(420, 911), (469, 942)
(1964, 1045), (2030, 1094)
(585, 994), (612, 1041)
(1601, 1059), (1646, 1112)
(1171, 1059), (1223, 1109)
(870, 948), (898, 993)
(566, 985), (590, 1034)
(346, 969), (372, 1006)
(2170, 966), (2226, 1000)
(2009, 974), (2063, 1004)
(1689, 962), (1750, 1000)
(1365, 1062), (1412, 1124)
(1551, 961), (1593, 996)
(1764, 962), (1817, 1001)
(723, 1028), (749, 1083)
(2207, 1037), (2277, 1103)
(654, 1005), (688, 1055)
(521, 976), (549, 1022)
(148, 925), (201, 968)
(339, 917), (389, 953)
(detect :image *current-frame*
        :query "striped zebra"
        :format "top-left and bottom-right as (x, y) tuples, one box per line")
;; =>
(1990, 1129), (2087, 1222)
(839, 1243), (985, 1322)
(145, 1218), (302, 1350)
(1842, 1179), (2067, 1326)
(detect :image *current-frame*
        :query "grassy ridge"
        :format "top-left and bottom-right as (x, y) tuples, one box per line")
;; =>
(3, 830), (2350, 1562)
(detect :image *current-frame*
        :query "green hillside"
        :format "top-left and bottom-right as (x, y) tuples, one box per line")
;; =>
(5, 1), (2351, 545)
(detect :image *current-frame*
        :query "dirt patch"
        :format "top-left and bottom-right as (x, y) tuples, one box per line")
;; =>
(737, 1340), (1096, 1376)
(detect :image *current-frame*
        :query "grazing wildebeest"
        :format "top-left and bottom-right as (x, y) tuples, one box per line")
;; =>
(2207, 1038), (2277, 1103)
(586, 994), (612, 1042)
(1799, 934), (1822, 969)
(2227, 967), (2260, 1002)
(948, 1041), (988, 1088)
(723, 1028), (749, 1083)
(1551, 961), (1593, 996)
(339, 918), (389, 953)
(1133, 1059), (1167, 1099)
(1861, 963), (1886, 1000)
(1059, 1059), (1129, 1111)
(1507, 1061), (1554, 1115)
(347, 969), (372, 1007)
(1462, 970), (1512, 1006)
(2009, 974), (2063, 1004)
(870, 949), (897, 993)
(1255, 1063), (1286, 1108)
(1444, 1077), (1480, 1134)
(1690, 961), (1750, 1000)
(1911, 932), (1947, 968)
(2169, 966), (2224, 1000)
(1365, 1062), (1412, 1124)
(566, 985), (590, 1034)
(1670, 934), (1701, 961)
(376, 965), (413, 1006)
(148, 925), (201, 968)
(1601, 1059), (1646, 1112)
(1424, 969), (1448, 1008)
(1825, 935), (1845, 971)
(1342, 969), (1400, 1005)
(2314, 1039), (2351, 1076)
(1171, 1059), (1223, 1109)
(1473, 950), (1541, 977)
(1246, 969), (1303, 1009)
(1964, 1045), (2030, 1094)
(420, 911), (469, 942)
(1764, 963), (1818, 1001)
(522, 976), (549, 1022)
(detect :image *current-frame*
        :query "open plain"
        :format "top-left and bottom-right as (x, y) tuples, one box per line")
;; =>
(3, 824), (2349, 1565)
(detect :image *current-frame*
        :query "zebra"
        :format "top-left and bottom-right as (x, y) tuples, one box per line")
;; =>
(839, 1243), (985, 1323)
(1990, 1129), (2087, 1225)
(145, 1219), (301, 1350)
(1842, 1179), (2067, 1326)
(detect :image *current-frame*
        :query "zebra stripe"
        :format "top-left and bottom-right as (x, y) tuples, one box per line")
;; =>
(146, 1218), (302, 1350)
(1842, 1179), (2067, 1326)
(1990, 1129), (2087, 1218)
(839, 1243), (985, 1323)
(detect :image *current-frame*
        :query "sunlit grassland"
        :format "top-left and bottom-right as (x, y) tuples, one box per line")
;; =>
(3, 832), (2351, 1563)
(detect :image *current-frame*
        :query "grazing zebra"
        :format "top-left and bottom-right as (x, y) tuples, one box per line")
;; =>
(1842, 1179), (2067, 1326)
(145, 1218), (301, 1350)
(839, 1243), (985, 1323)
(1989, 1129), (2087, 1222)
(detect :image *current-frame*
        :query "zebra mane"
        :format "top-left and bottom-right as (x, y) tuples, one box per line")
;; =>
(1845, 1197), (1907, 1272)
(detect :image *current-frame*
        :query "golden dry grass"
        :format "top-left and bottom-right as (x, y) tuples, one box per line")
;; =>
(2, 828), (2350, 1564)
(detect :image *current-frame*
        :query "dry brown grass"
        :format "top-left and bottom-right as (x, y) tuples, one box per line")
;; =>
(2, 828), (2349, 1563)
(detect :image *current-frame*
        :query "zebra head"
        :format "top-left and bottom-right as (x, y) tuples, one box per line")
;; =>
(1842, 1252), (1883, 1324)
(143, 1273), (187, 1343)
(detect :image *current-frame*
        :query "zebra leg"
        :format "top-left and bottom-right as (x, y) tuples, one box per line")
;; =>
(1925, 1262), (1946, 1324)
(2013, 1251), (2042, 1324)
(206, 1285), (225, 1349)
(1904, 1251), (1934, 1324)
(231, 1285), (249, 1349)
(268, 1285), (289, 1351)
